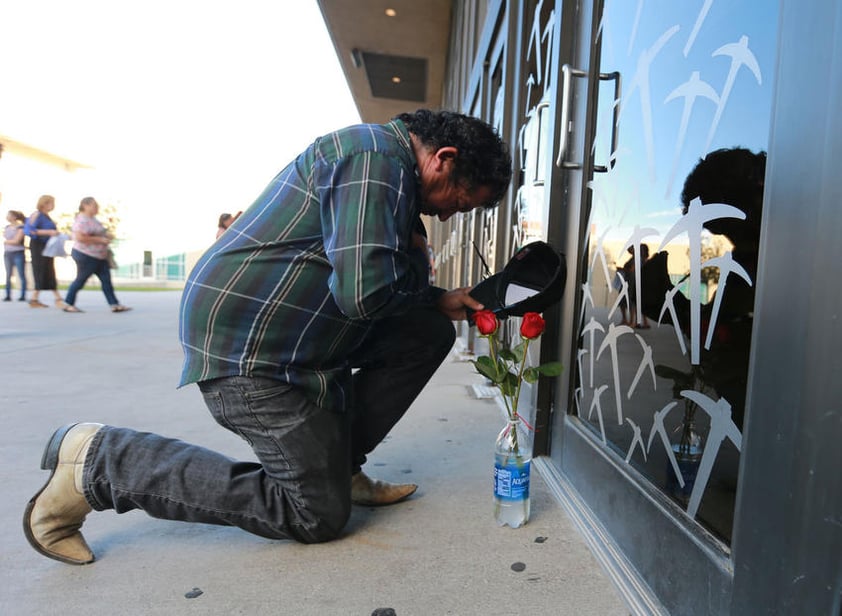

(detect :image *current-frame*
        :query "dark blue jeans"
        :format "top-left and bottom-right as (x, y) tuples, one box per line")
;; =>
(65, 248), (119, 306)
(4, 250), (26, 299)
(83, 305), (456, 542)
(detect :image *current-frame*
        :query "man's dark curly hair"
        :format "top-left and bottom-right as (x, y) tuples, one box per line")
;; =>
(395, 109), (512, 209)
(680, 147), (766, 244)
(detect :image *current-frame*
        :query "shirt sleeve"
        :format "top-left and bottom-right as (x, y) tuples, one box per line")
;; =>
(317, 150), (430, 320)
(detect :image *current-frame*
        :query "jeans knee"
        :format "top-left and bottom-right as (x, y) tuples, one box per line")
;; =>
(428, 309), (456, 357)
(292, 499), (351, 544)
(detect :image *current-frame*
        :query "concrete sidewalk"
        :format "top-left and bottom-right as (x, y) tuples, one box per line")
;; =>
(0, 290), (627, 616)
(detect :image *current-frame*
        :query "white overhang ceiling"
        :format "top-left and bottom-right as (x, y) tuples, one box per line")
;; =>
(317, 0), (453, 124)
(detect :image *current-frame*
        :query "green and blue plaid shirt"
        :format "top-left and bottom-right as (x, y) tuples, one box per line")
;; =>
(179, 119), (439, 412)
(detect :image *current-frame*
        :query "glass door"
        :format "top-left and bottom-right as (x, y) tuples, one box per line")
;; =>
(545, 0), (780, 611)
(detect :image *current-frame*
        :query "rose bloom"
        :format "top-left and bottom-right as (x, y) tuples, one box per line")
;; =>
(473, 309), (499, 335)
(520, 312), (545, 339)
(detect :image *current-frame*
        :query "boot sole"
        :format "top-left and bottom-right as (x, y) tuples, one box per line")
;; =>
(351, 484), (418, 506)
(22, 423), (94, 565)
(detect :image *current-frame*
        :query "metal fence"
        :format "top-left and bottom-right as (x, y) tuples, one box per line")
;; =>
(113, 253), (186, 281)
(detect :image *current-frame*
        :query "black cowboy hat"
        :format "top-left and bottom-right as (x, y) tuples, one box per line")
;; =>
(469, 241), (566, 320)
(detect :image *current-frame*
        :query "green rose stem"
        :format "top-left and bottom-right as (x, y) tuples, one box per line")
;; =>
(483, 331), (532, 464)
(507, 337), (533, 462)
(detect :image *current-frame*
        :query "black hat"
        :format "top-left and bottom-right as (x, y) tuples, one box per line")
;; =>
(469, 241), (566, 319)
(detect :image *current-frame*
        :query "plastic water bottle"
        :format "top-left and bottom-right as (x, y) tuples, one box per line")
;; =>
(667, 442), (702, 503)
(494, 421), (531, 528)
(666, 422), (703, 504)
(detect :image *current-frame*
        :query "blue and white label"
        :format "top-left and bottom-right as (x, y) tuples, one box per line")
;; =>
(494, 460), (530, 501)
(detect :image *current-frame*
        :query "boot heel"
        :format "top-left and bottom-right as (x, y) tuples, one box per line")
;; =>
(40, 424), (78, 470)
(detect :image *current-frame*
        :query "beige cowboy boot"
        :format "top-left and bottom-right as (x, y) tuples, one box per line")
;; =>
(351, 471), (417, 506)
(23, 423), (103, 565)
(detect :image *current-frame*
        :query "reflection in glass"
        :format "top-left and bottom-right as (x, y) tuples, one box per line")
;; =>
(576, 1), (778, 544)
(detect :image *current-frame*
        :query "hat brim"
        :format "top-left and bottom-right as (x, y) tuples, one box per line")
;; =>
(469, 241), (566, 319)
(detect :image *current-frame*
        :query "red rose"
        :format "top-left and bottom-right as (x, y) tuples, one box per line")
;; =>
(520, 312), (545, 339)
(473, 309), (498, 335)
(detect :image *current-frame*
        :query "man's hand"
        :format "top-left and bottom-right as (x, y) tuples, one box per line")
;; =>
(436, 287), (484, 321)
(411, 231), (428, 251)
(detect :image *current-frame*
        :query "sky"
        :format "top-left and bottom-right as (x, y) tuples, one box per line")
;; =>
(587, 0), (776, 244)
(0, 0), (361, 253)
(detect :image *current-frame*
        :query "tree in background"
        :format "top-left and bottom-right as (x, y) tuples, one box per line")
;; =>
(55, 201), (122, 239)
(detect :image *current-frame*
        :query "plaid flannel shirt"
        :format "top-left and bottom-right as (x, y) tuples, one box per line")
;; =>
(179, 119), (438, 412)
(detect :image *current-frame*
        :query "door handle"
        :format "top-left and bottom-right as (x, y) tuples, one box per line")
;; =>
(594, 71), (621, 173)
(556, 64), (587, 169)
(519, 100), (552, 184)
(532, 100), (550, 186)
(555, 65), (622, 172)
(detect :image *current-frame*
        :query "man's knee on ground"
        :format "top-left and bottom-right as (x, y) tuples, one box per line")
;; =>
(291, 500), (351, 544)
(426, 308), (457, 357)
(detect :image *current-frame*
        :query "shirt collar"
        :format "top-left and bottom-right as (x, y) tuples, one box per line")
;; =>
(389, 119), (417, 176)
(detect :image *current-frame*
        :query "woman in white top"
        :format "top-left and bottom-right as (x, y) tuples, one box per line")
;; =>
(62, 197), (131, 313)
(4, 209), (27, 301)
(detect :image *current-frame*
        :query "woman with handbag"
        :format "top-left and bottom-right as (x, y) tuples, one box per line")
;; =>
(62, 197), (131, 313)
(25, 195), (65, 308)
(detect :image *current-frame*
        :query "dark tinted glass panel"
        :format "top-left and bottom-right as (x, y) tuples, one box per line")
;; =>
(576, 0), (778, 544)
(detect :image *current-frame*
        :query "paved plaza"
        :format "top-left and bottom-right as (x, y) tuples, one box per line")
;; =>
(1, 290), (626, 615)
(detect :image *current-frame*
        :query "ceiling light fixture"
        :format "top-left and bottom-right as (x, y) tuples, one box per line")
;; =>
(385, 8), (397, 17)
